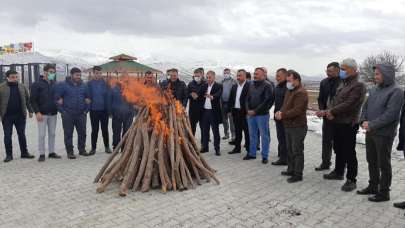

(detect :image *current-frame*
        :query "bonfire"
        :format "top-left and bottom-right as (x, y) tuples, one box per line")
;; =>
(94, 76), (219, 196)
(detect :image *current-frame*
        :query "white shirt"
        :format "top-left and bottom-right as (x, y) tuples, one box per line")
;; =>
(204, 83), (214, 109)
(234, 81), (246, 109)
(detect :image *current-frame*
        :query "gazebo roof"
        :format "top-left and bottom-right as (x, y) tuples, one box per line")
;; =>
(96, 54), (162, 74)
(109, 54), (138, 61)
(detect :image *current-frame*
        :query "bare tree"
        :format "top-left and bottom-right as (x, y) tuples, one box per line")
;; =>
(360, 51), (404, 83)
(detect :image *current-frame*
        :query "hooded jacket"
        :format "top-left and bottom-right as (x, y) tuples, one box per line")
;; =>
(360, 64), (404, 138)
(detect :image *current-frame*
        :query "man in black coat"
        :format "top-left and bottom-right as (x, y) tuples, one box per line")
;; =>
(271, 68), (288, 166)
(228, 69), (250, 154)
(201, 71), (223, 156)
(315, 62), (341, 171)
(187, 68), (206, 136)
(160, 68), (188, 107)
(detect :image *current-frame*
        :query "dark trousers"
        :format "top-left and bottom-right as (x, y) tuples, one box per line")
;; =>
(201, 109), (220, 152)
(232, 108), (249, 152)
(112, 111), (134, 149)
(2, 114), (28, 158)
(285, 127), (307, 177)
(321, 119), (334, 167)
(333, 123), (359, 182)
(366, 134), (393, 192)
(275, 120), (287, 162)
(90, 110), (109, 150)
(62, 112), (87, 153)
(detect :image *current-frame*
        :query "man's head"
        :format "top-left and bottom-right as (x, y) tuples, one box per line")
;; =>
(236, 69), (247, 84)
(287, 70), (301, 89)
(5, 70), (18, 83)
(253, 67), (266, 81)
(169, 68), (179, 82)
(275, 68), (288, 83)
(43, 64), (56, 81)
(373, 64), (396, 86)
(206, 71), (216, 84)
(93, 66), (103, 80)
(145, 71), (154, 85)
(326, 62), (340, 78)
(193, 68), (203, 83)
(340, 58), (358, 79)
(70, 67), (82, 83)
(223, 68), (231, 78)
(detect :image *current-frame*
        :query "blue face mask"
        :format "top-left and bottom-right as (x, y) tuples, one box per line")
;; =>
(47, 73), (56, 81)
(286, 82), (295, 90)
(339, 70), (348, 79)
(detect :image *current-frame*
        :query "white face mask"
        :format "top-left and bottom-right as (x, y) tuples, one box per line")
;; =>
(286, 82), (295, 90)
(194, 77), (201, 82)
(224, 73), (231, 79)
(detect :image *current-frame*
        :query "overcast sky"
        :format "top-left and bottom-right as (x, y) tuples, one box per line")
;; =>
(1, 0), (405, 76)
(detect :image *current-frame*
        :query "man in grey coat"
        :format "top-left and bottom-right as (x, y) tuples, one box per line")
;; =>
(221, 68), (236, 141)
(358, 64), (404, 202)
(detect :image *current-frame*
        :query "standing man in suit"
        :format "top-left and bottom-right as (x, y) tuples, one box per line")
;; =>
(187, 68), (206, 136)
(201, 71), (223, 156)
(228, 69), (250, 155)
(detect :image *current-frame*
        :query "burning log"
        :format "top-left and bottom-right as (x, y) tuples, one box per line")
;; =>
(94, 76), (219, 196)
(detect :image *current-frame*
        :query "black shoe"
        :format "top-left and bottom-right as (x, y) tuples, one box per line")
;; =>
(369, 192), (390, 202)
(3, 156), (13, 163)
(200, 149), (208, 154)
(215, 151), (221, 156)
(262, 159), (268, 164)
(38, 155), (45, 162)
(89, 149), (96, 156)
(222, 135), (229, 140)
(48, 153), (61, 159)
(243, 155), (256, 160)
(228, 140), (236, 145)
(341, 180), (357, 192)
(79, 150), (90, 156)
(287, 176), (303, 183)
(323, 171), (344, 180)
(67, 153), (76, 159)
(357, 186), (378, 195)
(393, 201), (405, 209)
(228, 150), (241, 154)
(281, 171), (294, 176)
(105, 147), (112, 154)
(21, 153), (35, 159)
(271, 159), (287, 166)
(257, 147), (260, 151)
(315, 164), (330, 171)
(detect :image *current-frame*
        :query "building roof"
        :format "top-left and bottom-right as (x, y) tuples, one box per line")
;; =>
(109, 54), (138, 61)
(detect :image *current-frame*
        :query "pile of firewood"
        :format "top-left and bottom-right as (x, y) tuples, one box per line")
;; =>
(94, 79), (219, 196)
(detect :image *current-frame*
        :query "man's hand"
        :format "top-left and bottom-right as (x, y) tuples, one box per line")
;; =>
(275, 111), (283, 120)
(36, 113), (43, 122)
(85, 98), (91, 104)
(29, 113), (33, 118)
(205, 94), (213, 100)
(247, 110), (256, 116)
(362, 121), (370, 132)
(191, 92), (198, 100)
(316, 111), (325, 118)
(57, 98), (63, 105)
(325, 111), (335, 120)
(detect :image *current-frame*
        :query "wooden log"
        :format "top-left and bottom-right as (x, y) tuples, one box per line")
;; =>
(141, 129), (158, 192)
(132, 123), (151, 191)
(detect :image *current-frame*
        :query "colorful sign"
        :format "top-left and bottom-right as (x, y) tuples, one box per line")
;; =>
(0, 42), (33, 55)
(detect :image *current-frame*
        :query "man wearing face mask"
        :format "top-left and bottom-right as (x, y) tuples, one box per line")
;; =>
(275, 70), (308, 183)
(315, 62), (341, 171)
(188, 68), (206, 136)
(55, 67), (91, 159)
(30, 64), (61, 162)
(358, 64), (403, 202)
(221, 68), (237, 141)
(0, 70), (34, 162)
(323, 58), (366, 192)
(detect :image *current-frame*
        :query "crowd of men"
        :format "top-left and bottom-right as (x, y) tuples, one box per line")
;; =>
(1, 58), (405, 213)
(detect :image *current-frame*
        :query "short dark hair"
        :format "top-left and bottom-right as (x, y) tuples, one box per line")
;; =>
(237, 69), (246, 74)
(224, 68), (231, 72)
(70, 67), (81, 75)
(327, 62), (340, 69)
(276, 68), (288, 74)
(254, 67), (265, 73)
(43, 64), (56, 72)
(246, 72), (252, 79)
(145, 70), (152, 75)
(194, 68), (203, 74)
(197, 67), (204, 73)
(287, 70), (301, 82)
(93, 66), (102, 72)
(169, 68), (178, 74)
(5, 70), (18, 78)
